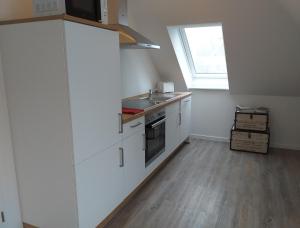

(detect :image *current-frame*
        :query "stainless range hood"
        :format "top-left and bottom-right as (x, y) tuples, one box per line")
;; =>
(112, 24), (160, 49)
(104, 0), (160, 49)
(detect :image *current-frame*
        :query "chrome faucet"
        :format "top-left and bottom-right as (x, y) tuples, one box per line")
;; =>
(148, 89), (153, 99)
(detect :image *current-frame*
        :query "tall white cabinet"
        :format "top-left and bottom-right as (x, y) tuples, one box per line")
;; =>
(0, 20), (122, 228)
(0, 55), (22, 228)
(65, 22), (122, 164)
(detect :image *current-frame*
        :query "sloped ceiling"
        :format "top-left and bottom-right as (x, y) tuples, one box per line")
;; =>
(278, 0), (300, 24)
(128, 0), (300, 96)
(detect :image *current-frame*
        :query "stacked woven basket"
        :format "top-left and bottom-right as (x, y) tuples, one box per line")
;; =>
(230, 106), (270, 154)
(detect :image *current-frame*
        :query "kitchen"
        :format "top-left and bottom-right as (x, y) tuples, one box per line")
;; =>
(1, 0), (300, 228)
(0, 1), (192, 227)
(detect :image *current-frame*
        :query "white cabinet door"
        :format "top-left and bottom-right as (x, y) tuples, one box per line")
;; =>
(0, 154), (19, 228)
(166, 101), (181, 157)
(123, 130), (146, 196)
(180, 96), (192, 142)
(0, 179), (5, 228)
(75, 142), (124, 228)
(64, 21), (122, 165)
(0, 70), (22, 228)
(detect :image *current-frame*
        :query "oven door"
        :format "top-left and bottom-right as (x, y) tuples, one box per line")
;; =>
(66, 0), (101, 21)
(145, 117), (166, 166)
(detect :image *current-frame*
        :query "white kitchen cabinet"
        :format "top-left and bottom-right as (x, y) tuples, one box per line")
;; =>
(0, 20), (122, 227)
(76, 118), (146, 228)
(0, 69), (22, 228)
(65, 21), (122, 164)
(165, 96), (192, 159)
(180, 96), (192, 142)
(123, 127), (146, 196)
(75, 142), (124, 228)
(166, 101), (181, 157)
(0, 152), (21, 228)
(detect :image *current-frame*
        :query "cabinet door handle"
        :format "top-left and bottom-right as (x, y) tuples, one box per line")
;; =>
(1, 211), (5, 223)
(184, 99), (191, 103)
(118, 113), (123, 134)
(142, 133), (146, 151)
(179, 112), (182, 126)
(119, 147), (124, 167)
(130, 122), (142, 128)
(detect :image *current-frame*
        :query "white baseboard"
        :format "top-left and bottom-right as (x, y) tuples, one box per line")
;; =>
(190, 134), (300, 151)
(190, 134), (229, 143)
(269, 143), (300, 151)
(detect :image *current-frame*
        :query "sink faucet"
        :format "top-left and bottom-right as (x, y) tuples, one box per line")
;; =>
(148, 89), (153, 99)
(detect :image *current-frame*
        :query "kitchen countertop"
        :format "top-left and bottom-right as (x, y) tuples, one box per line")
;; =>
(122, 92), (192, 124)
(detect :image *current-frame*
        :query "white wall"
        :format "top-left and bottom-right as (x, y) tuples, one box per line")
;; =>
(120, 49), (160, 98)
(191, 90), (300, 150)
(129, 0), (300, 96)
(128, 0), (300, 150)
(0, 53), (22, 227)
(0, 0), (32, 20)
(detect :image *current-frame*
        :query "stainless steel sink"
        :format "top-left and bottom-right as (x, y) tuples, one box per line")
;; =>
(139, 93), (178, 102)
(123, 93), (178, 111)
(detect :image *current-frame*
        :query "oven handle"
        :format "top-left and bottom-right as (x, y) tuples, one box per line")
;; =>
(150, 117), (167, 129)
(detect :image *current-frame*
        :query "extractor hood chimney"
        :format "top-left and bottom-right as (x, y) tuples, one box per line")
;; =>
(103, 0), (160, 49)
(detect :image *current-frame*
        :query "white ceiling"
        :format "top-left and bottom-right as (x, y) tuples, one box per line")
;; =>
(128, 0), (300, 96)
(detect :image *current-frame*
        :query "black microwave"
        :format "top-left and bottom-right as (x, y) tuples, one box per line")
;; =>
(66, 0), (102, 21)
(33, 0), (104, 22)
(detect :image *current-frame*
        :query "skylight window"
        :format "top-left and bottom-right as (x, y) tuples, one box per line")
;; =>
(168, 23), (229, 90)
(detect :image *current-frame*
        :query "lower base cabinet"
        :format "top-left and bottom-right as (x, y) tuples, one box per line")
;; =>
(123, 130), (146, 196)
(75, 142), (125, 228)
(75, 118), (146, 228)
(166, 101), (181, 157)
(180, 96), (192, 142)
(166, 96), (192, 157)
(23, 97), (191, 228)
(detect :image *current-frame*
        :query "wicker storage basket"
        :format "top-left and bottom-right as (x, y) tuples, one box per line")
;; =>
(230, 126), (270, 154)
(235, 107), (269, 132)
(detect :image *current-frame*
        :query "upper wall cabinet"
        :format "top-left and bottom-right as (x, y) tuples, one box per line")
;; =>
(0, 20), (122, 227)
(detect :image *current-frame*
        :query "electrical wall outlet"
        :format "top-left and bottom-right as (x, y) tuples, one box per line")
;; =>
(33, 0), (64, 16)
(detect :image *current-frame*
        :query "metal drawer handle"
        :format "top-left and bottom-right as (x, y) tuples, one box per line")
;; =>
(179, 113), (182, 126)
(1, 211), (5, 223)
(119, 147), (124, 167)
(184, 99), (191, 103)
(151, 118), (167, 129)
(118, 113), (123, 134)
(130, 122), (143, 128)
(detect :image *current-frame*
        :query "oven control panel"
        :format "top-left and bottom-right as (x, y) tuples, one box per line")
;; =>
(146, 109), (166, 124)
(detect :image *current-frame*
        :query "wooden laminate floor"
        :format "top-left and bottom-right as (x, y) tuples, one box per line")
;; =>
(106, 139), (300, 228)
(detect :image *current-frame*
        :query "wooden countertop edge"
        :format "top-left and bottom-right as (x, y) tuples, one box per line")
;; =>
(0, 14), (136, 44)
(122, 92), (192, 124)
(23, 223), (38, 228)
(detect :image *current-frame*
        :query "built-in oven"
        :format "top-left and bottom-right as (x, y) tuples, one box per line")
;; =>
(145, 109), (166, 166)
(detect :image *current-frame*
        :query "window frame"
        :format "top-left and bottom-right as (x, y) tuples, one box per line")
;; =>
(179, 23), (228, 80)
